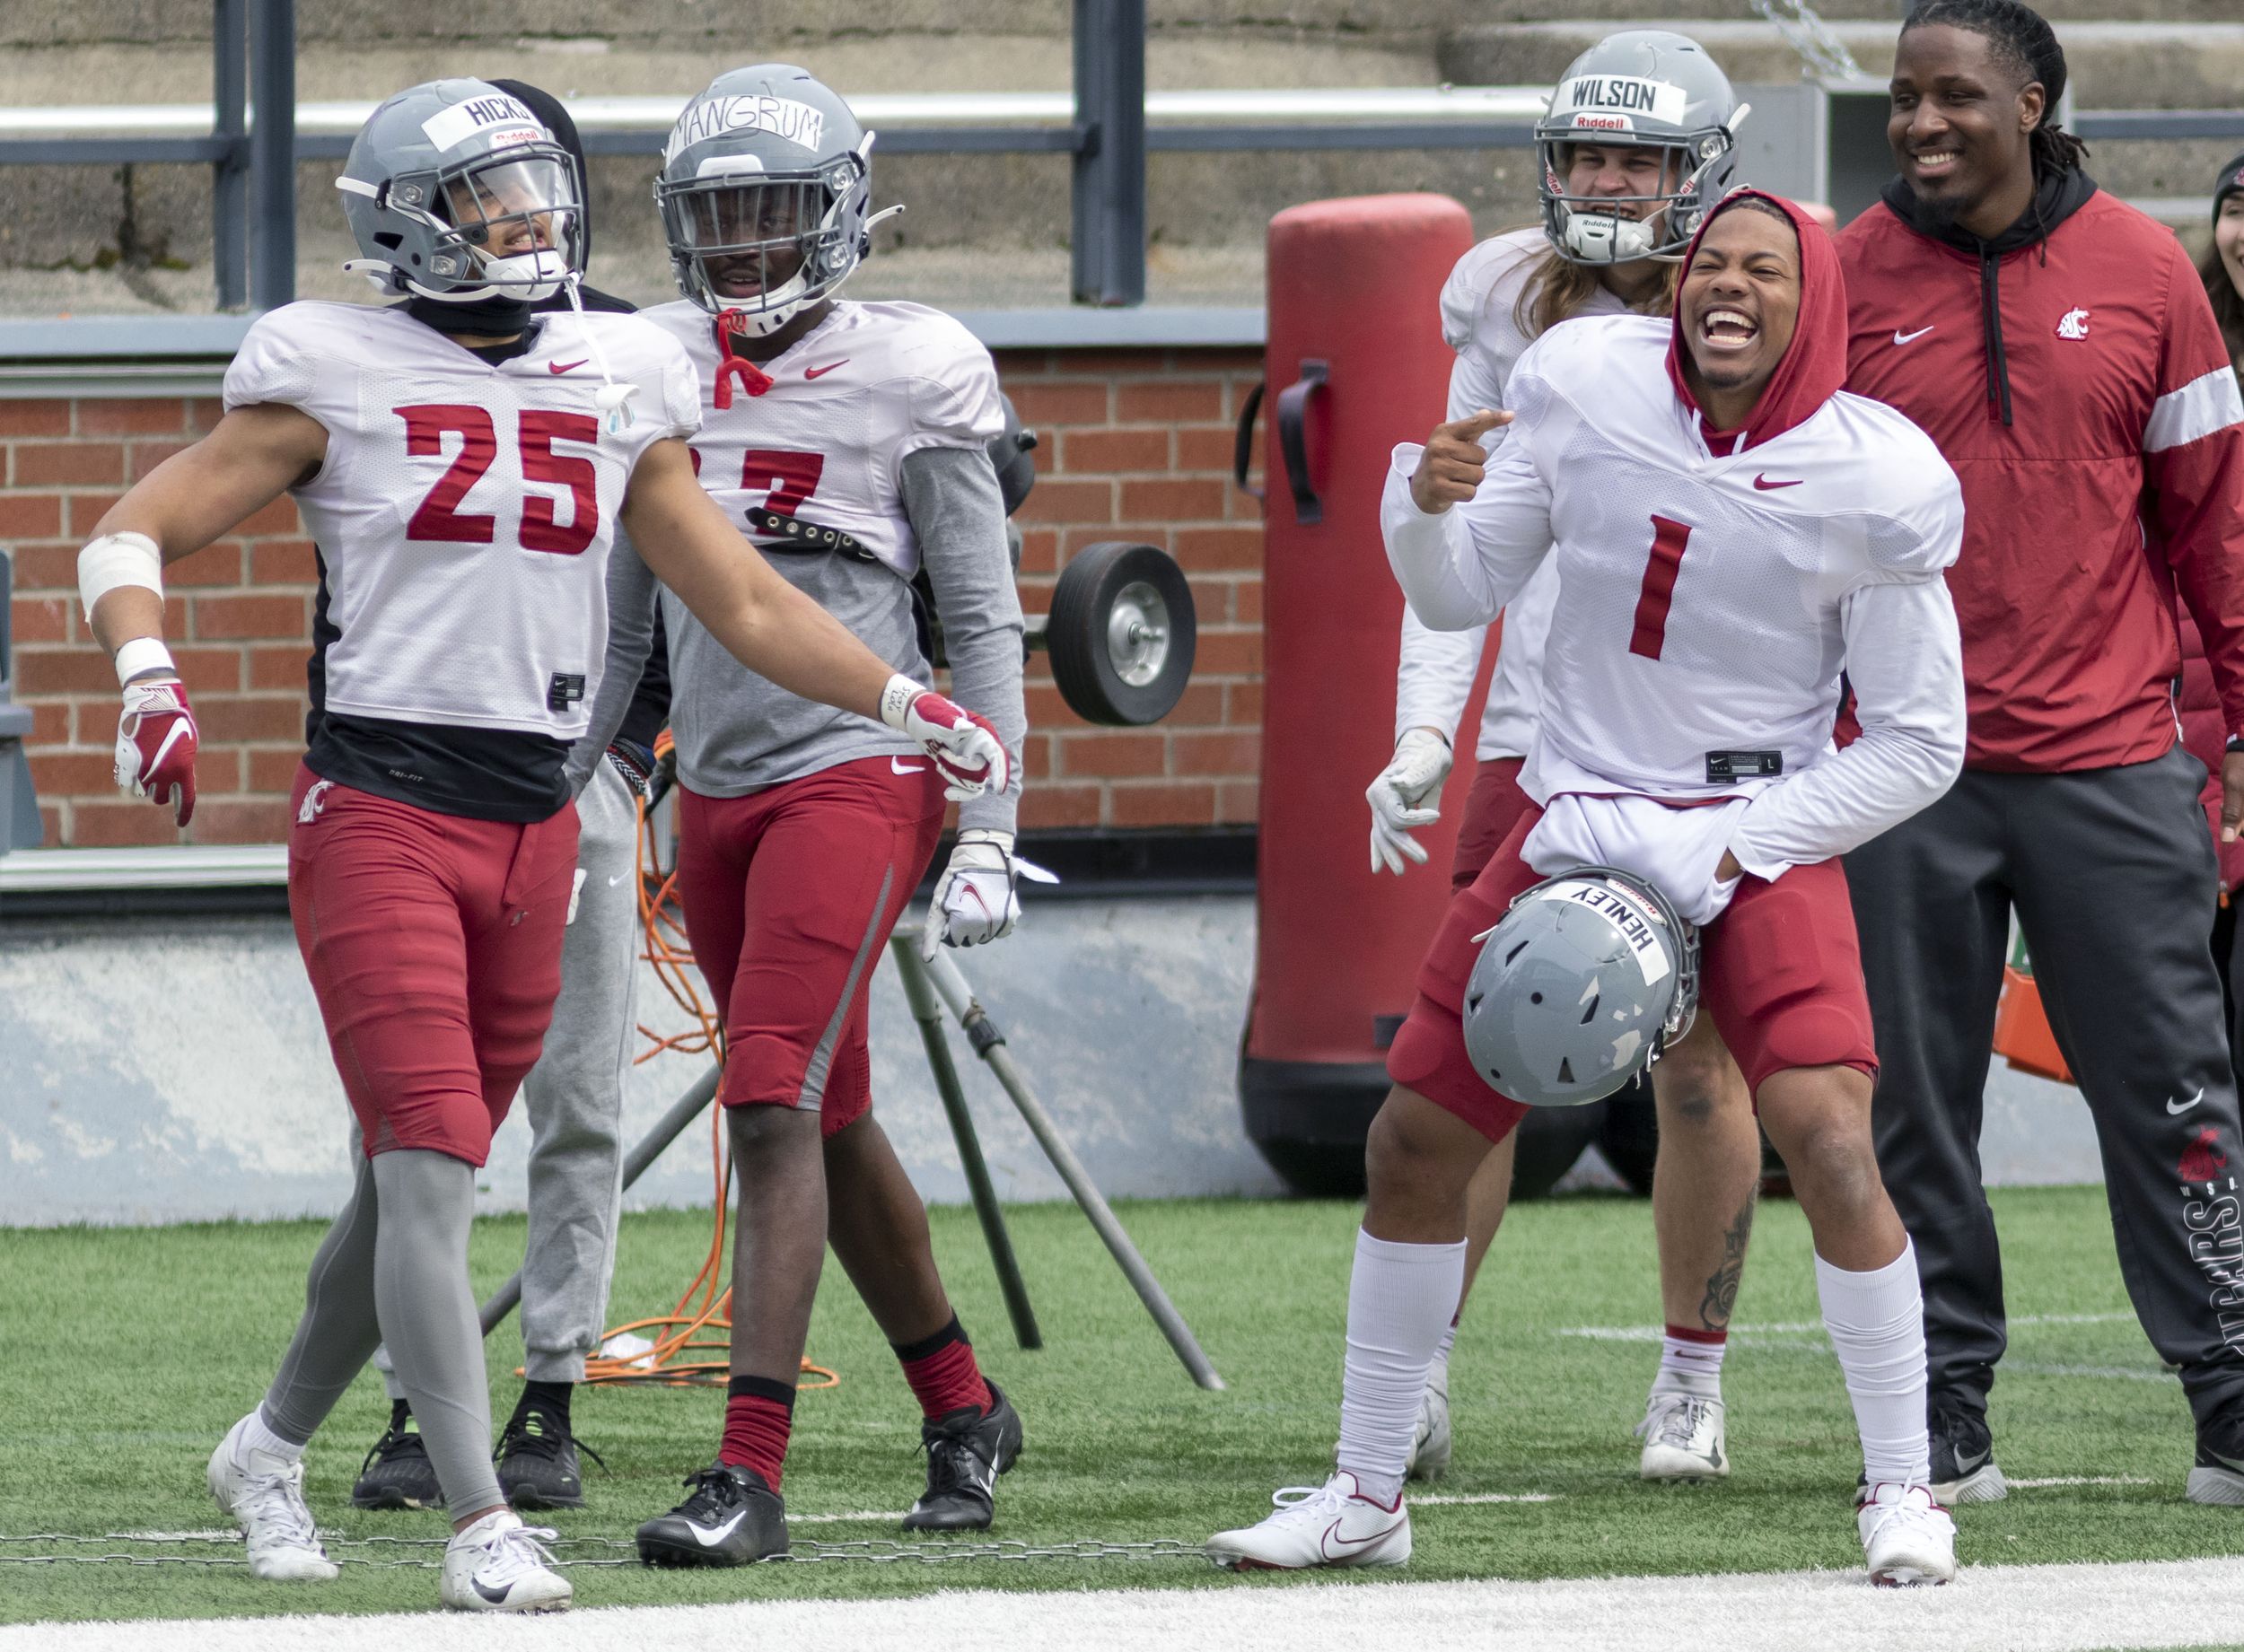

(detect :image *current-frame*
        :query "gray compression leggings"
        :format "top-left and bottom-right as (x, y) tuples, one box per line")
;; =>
(259, 1149), (504, 1517)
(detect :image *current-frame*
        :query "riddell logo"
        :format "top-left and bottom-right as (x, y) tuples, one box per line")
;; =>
(2183, 1127), (2230, 1186)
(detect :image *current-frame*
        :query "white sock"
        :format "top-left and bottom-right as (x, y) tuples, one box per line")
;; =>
(1434, 1313), (1459, 1368)
(1336, 1229), (1466, 1508)
(241, 1406), (308, 1466)
(1652, 1327), (1726, 1402)
(1816, 1241), (1931, 1489)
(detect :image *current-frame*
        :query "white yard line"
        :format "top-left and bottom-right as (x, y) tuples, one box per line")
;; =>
(1557, 1312), (2135, 1343)
(1406, 1491), (1561, 1507)
(2007, 1476), (2156, 1489)
(7, 1555), (2244, 1652)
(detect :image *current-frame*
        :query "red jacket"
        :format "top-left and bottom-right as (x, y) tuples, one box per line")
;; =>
(1837, 180), (2244, 772)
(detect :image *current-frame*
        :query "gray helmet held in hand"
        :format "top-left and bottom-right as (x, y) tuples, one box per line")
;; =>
(336, 79), (586, 302)
(1461, 865), (1700, 1108)
(655, 65), (890, 333)
(1535, 30), (1747, 266)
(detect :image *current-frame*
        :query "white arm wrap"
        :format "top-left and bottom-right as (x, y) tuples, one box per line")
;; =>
(78, 531), (164, 625)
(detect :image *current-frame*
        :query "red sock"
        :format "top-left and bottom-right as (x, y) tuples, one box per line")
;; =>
(894, 1315), (995, 1420)
(719, 1376), (794, 1490)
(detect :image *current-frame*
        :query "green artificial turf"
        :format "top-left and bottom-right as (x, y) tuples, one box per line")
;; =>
(2, 1185), (2240, 1622)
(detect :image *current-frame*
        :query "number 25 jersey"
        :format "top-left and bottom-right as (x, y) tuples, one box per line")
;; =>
(1383, 313), (1966, 853)
(223, 301), (699, 817)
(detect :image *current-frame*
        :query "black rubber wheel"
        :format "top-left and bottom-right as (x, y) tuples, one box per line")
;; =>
(1047, 541), (1197, 726)
(1597, 1074), (1659, 1196)
(1509, 1101), (1607, 1202)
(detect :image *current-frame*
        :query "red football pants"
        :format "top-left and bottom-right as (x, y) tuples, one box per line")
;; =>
(675, 757), (947, 1134)
(287, 764), (580, 1167)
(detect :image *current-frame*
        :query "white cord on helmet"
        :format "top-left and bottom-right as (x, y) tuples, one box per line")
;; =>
(561, 272), (639, 433)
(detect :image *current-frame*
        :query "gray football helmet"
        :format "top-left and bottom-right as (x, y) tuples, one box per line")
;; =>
(1535, 31), (1747, 266)
(655, 66), (890, 334)
(335, 79), (586, 302)
(1460, 865), (1700, 1108)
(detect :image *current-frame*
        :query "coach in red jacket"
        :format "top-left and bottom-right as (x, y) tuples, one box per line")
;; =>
(1838, 0), (2244, 1510)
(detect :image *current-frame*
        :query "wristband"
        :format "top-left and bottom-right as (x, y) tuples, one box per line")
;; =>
(112, 636), (178, 686)
(878, 673), (925, 730)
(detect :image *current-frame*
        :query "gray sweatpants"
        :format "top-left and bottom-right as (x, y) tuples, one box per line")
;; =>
(1845, 747), (2244, 1429)
(373, 757), (641, 1394)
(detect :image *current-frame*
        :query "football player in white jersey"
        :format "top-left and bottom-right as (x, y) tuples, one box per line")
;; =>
(1211, 190), (1968, 1584)
(77, 80), (1007, 1614)
(565, 67), (1030, 1566)
(1365, 29), (1765, 1486)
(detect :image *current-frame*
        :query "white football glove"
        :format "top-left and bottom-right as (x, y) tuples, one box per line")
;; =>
(880, 674), (1011, 802)
(1366, 727), (1453, 876)
(920, 828), (1057, 959)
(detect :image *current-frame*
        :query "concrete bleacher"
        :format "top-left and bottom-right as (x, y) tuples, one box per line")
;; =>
(2, 0), (2230, 319)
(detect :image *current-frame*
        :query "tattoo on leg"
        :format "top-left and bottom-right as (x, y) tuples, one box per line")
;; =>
(1697, 1193), (1757, 1331)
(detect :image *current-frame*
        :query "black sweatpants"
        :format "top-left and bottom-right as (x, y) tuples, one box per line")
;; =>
(1845, 747), (2244, 1429)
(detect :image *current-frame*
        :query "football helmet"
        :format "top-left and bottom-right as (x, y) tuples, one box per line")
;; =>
(336, 79), (586, 302)
(1461, 865), (1699, 1107)
(1535, 31), (1746, 265)
(656, 66), (890, 333)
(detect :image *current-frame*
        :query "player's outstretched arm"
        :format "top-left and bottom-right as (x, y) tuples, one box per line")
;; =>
(78, 403), (329, 827)
(622, 439), (1008, 798)
(1381, 408), (1552, 633)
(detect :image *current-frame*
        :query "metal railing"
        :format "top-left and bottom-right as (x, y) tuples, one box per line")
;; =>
(0, 0), (2239, 312)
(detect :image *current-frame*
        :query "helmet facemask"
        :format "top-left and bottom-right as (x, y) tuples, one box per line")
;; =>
(659, 153), (869, 334)
(357, 142), (586, 302)
(1538, 134), (1732, 266)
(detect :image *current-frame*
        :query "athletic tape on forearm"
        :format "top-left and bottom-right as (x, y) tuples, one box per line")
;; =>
(78, 531), (164, 623)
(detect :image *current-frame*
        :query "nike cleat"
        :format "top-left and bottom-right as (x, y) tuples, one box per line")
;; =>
(352, 1401), (443, 1511)
(1928, 1402), (2008, 1505)
(1408, 1356), (1453, 1482)
(1206, 1473), (1412, 1572)
(1858, 1482), (1957, 1586)
(1637, 1393), (1730, 1482)
(636, 1464), (788, 1567)
(208, 1414), (340, 1582)
(904, 1383), (1024, 1532)
(496, 1406), (602, 1511)
(441, 1508), (571, 1613)
(2187, 1408), (2244, 1506)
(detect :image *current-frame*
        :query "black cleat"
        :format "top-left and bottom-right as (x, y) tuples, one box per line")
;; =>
(1927, 1400), (2007, 1505)
(352, 1401), (444, 1511)
(903, 1383), (1024, 1533)
(2188, 1407), (2244, 1506)
(495, 1405), (603, 1511)
(636, 1464), (788, 1567)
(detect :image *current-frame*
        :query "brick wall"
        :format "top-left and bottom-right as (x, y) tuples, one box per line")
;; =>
(1, 346), (1268, 848)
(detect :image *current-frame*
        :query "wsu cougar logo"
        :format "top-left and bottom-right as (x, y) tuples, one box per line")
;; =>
(2056, 308), (2091, 340)
(2182, 1127), (2229, 1186)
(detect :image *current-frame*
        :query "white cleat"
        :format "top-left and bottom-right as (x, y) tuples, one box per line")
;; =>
(1407, 1356), (1453, 1482)
(442, 1509), (573, 1613)
(1637, 1392), (1729, 1482)
(1206, 1473), (1413, 1572)
(1858, 1482), (1957, 1586)
(207, 1414), (339, 1583)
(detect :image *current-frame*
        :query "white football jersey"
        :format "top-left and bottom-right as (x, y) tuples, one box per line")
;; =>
(1397, 229), (1627, 761)
(636, 298), (1004, 580)
(1384, 313), (1967, 880)
(223, 301), (698, 742)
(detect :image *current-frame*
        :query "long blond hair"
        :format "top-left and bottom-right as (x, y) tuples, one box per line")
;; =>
(1511, 242), (1679, 340)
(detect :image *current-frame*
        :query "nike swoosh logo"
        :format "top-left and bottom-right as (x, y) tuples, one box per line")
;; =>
(1753, 475), (1803, 490)
(891, 757), (926, 774)
(1893, 327), (1935, 346)
(804, 361), (849, 380)
(549, 359), (590, 375)
(607, 873), (627, 887)
(2170, 1088), (2207, 1115)
(1950, 1448), (1988, 1474)
(472, 1577), (514, 1604)
(691, 1511), (747, 1546)
(1320, 1516), (1402, 1560)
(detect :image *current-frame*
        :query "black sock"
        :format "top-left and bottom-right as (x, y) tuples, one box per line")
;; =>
(388, 1397), (414, 1431)
(516, 1378), (574, 1432)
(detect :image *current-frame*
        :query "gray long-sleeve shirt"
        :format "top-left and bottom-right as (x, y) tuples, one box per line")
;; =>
(566, 442), (1026, 835)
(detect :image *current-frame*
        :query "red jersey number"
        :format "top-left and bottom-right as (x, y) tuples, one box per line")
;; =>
(1628, 514), (1695, 660)
(741, 450), (826, 516)
(398, 406), (601, 555)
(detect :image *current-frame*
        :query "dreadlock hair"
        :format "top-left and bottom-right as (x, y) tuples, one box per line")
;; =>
(1901, 0), (2091, 179)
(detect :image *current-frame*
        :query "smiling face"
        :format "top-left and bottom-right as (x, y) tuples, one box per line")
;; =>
(1888, 22), (2043, 234)
(1679, 204), (1801, 414)
(2218, 195), (2244, 305)
(442, 158), (567, 259)
(1558, 142), (1680, 223)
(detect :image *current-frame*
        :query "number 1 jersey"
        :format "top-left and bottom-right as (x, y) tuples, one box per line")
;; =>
(223, 301), (699, 816)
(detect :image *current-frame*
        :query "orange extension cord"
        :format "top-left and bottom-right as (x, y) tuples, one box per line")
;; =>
(575, 733), (837, 1393)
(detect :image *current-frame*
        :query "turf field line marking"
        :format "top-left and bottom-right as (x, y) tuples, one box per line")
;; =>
(1406, 1491), (1562, 1507)
(2009, 1476), (2157, 1489)
(1557, 1312), (2135, 1342)
(13, 1552), (2244, 1651)
(790, 1510), (911, 1525)
(2005, 1361), (2172, 1383)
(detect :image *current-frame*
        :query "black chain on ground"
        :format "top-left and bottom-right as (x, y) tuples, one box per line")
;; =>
(0, 1532), (1208, 1569)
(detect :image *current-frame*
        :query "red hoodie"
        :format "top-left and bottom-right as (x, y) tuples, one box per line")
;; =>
(1838, 179), (2244, 772)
